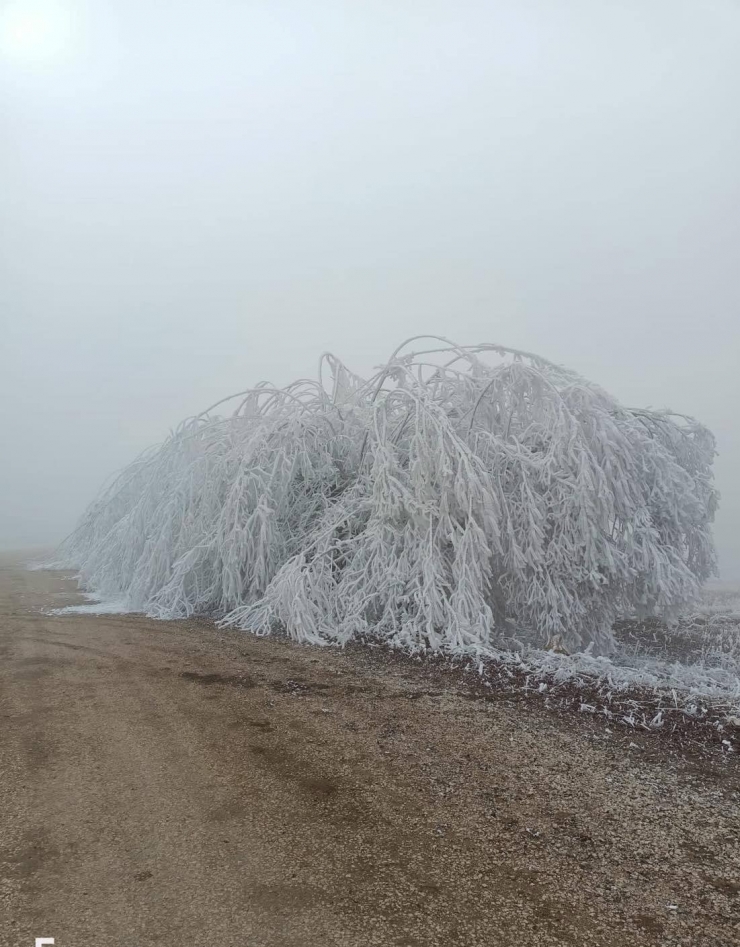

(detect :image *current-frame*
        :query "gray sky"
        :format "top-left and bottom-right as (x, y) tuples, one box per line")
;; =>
(1, 0), (739, 577)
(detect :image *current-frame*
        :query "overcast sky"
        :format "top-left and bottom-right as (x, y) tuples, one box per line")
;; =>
(1, 0), (739, 578)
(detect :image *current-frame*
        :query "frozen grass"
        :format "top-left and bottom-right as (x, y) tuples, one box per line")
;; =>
(615, 586), (740, 671)
(472, 585), (740, 726)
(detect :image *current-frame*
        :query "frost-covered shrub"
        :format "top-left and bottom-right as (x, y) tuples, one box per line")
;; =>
(59, 337), (718, 654)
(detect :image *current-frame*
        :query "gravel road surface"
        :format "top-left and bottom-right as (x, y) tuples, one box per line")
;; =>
(1, 554), (739, 946)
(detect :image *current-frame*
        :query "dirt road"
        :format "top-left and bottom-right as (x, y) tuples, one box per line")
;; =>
(1, 554), (739, 947)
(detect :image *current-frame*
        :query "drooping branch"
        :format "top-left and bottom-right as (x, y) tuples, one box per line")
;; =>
(59, 339), (718, 655)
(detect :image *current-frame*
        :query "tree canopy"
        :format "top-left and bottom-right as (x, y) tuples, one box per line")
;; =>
(61, 337), (718, 655)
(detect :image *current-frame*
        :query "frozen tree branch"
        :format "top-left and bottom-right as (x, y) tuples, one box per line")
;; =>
(58, 339), (718, 655)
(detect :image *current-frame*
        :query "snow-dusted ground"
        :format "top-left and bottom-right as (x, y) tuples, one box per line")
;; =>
(31, 570), (134, 616)
(49, 595), (132, 616)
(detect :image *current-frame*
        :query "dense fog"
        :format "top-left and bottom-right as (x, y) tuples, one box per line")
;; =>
(2, 0), (739, 577)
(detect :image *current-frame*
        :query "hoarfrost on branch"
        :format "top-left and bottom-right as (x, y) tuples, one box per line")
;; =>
(59, 337), (718, 655)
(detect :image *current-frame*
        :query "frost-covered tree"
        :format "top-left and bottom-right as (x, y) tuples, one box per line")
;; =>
(59, 337), (718, 655)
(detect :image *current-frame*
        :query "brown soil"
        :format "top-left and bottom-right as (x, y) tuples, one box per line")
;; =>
(1, 553), (739, 947)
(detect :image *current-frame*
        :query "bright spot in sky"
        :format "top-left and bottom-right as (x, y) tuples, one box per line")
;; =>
(0, 2), (76, 65)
